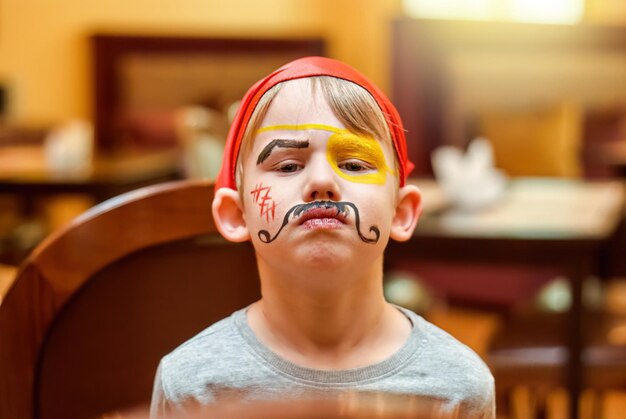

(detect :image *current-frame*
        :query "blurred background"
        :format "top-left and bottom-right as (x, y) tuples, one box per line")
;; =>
(1, 0), (626, 418)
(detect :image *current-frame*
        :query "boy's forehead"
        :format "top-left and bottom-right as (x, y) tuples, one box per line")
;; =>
(245, 78), (397, 169)
(258, 80), (345, 130)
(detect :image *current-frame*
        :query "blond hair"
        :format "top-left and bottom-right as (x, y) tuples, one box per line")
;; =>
(236, 76), (394, 191)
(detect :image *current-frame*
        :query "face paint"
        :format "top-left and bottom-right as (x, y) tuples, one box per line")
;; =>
(250, 182), (277, 222)
(256, 124), (343, 136)
(253, 125), (388, 243)
(326, 131), (395, 185)
(256, 124), (396, 185)
(257, 200), (380, 244)
(256, 139), (309, 165)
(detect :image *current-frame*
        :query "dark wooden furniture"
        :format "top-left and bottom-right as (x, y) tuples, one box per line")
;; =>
(586, 141), (626, 178)
(583, 106), (626, 178)
(0, 146), (182, 215)
(0, 126), (48, 146)
(92, 34), (325, 150)
(0, 180), (260, 419)
(385, 178), (626, 418)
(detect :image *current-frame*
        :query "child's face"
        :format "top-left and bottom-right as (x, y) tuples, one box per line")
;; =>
(239, 79), (401, 272)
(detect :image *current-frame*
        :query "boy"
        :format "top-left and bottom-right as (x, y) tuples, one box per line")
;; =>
(151, 57), (494, 417)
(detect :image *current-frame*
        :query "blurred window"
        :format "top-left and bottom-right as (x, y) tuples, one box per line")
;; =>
(403, 0), (584, 24)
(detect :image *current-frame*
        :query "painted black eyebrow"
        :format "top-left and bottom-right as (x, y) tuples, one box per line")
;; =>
(256, 139), (309, 165)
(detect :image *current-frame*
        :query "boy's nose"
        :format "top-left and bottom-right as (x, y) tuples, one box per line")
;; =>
(302, 158), (341, 202)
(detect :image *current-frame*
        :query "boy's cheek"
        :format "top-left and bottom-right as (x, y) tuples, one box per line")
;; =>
(247, 181), (280, 224)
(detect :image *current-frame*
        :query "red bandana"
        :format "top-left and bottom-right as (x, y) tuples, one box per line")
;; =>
(215, 56), (414, 190)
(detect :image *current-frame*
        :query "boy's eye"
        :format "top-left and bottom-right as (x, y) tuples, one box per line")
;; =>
(276, 163), (302, 173)
(338, 160), (373, 172)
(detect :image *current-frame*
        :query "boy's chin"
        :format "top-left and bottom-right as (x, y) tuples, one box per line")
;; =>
(264, 240), (384, 272)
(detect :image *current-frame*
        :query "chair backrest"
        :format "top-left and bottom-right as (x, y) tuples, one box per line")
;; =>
(0, 180), (260, 419)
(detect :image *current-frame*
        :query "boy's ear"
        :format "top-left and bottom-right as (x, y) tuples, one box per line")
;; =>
(212, 188), (250, 242)
(390, 184), (422, 242)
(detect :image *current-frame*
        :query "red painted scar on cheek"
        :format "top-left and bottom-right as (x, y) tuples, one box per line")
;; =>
(250, 182), (277, 222)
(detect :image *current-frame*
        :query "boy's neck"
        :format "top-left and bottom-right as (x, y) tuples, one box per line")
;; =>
(246, 258), (412, 370)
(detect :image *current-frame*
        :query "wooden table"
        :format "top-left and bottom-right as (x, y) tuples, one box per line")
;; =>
(585, 141), (626, 178)
(0, 146), (182, 212)
(386, 177), (626, 418)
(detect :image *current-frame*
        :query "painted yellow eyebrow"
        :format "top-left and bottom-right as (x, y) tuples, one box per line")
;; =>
(255, 124), (346, 135)
(327, 131), (397, 185)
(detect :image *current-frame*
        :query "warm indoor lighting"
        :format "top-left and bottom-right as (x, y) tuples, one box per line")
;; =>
(402, 0), (495, 21)
(403, 0), (584, 24)
(508, 0), (584, 24)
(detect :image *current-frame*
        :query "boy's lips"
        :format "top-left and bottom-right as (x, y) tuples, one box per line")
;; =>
(296, 207), (348, 226)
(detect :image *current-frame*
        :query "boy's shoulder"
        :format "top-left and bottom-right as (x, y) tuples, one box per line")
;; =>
(158, 309), (251, 398)
(163, 313), (238, 361)
(399, 308), (494, 411)
(402, 308), (488, 363)
(409, 308), (492, 372)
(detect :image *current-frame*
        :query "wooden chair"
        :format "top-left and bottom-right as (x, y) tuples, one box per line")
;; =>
(0, 263), (17, 304)
(489, 311), (626, 419)
(0, 180), (260, 419)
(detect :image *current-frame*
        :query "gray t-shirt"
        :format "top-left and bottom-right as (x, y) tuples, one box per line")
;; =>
(151, 306), (495, 418)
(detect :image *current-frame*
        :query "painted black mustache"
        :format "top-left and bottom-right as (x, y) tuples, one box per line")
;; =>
(258, 201), (380, 244)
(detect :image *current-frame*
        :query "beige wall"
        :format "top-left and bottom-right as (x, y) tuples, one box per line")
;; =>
(2, 0), (623, 127)
(0, 0), (400, 126)
(585, 0), (626, 24)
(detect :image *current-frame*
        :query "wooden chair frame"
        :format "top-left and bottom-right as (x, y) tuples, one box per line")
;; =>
(0, 180), (235, 418)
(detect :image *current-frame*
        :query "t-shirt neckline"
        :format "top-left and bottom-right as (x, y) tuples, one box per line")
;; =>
(232, 305), (425, 385)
